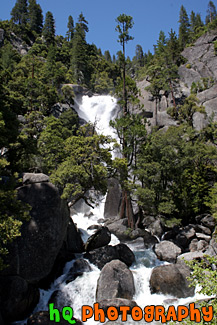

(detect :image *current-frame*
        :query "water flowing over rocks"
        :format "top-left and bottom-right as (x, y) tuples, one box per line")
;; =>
(65, 258), (92, 284)
(96, 260), (135, 301)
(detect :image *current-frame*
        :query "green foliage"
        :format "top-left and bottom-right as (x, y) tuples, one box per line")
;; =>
(93, 71), (114, 94)
(191, 78), (215, 94)
(38, 109), (78, 174)
(0, 183), (30, 271)
(115, 14), (134, 49)
(168, 94), (205, 126)
(50, 124), (113, 205)
(133, 125), (217, 219)
(184, 254), (217, 324)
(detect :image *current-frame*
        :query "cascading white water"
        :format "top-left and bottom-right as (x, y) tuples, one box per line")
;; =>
(15, 95), (208, 325)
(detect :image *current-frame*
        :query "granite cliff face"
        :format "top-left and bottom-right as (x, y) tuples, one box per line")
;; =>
(137, 30), (217, 130)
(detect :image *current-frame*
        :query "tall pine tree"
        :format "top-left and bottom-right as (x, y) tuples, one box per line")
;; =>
(206, 1), (217, 24)
(70, 13), (89, 84)
(28, 0), (43, 34)
(178, 5), (190, 49)
(42, 11), (55, 45)
(11, 0), (28, 25)
(66, 15), (74, 41)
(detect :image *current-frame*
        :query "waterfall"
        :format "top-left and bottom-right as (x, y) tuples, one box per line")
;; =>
(14, 95), (207, 325)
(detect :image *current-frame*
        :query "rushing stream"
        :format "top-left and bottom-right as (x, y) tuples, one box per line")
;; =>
(15, 95), (207, 324)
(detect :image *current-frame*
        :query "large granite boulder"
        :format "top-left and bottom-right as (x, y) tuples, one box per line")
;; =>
(1, 180), (69, 283)
(175, 225), (196, 249)
(85, 226), (111, 251)
(106, 218), (131, 241)
(96, 260), (135, 301)
(84, 243), (135, 269)
(150, 263), (195, 298)
(154, 240), (182, 263)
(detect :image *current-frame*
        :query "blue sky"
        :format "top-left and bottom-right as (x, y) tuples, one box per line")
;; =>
(1, 0), (213, 58)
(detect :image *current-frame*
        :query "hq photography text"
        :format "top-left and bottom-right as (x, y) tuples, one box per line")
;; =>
(49, 302), (214, 323)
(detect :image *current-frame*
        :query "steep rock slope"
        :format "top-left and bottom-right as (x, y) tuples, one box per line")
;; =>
(137, 30), (217, 130)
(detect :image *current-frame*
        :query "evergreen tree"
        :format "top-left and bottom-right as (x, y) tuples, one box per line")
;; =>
(195, 13), (204, 30)
(115, 14), (134, 114)
(77, 12), (89, 39)
(135, 44), (144, 67)
(114, 14), (136, 227)
(190, 11), (203, 33)
(190, 11), (197, 32)
(178, 5), (190, 49)
(70, 13), (89, 84)
(42, 11), (55, 45)
(104, 50), (112, 63)
(11, 0), (28, 25)
(206, 1), (217, 23)
(28, 0), (43, 34)
(66, 15), (74, 41)
(154, 30), (166, 55)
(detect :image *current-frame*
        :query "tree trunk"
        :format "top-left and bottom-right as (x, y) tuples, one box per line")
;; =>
(119, 189), (134, 228)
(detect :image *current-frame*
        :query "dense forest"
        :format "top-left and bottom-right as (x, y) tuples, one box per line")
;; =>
(0, 1), (217, 321)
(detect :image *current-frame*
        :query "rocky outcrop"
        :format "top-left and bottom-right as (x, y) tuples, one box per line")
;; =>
(84, 243), (135, 269)
(9, 31), (32, 55)
(96, 260), (135, 301)
(22, 172), (49, 184)
(150, 263), (195, 298)
(137, 30), (217, 130)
